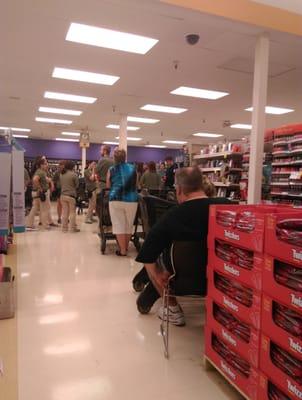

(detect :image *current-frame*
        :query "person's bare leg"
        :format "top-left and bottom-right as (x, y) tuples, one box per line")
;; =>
(125, 233), (132, 252)
(57, 198), (62, 221)
(116, 234), (127, 255)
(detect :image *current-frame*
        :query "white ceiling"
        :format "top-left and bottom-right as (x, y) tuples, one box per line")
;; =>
(251, 0), (302, 15)
(1, 0), (302, 148)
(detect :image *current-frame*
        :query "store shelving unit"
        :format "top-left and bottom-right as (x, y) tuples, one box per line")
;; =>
(194, 149), (243, 200)
(270, 124), (302, 205)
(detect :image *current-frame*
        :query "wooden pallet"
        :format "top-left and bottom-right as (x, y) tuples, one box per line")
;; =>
(203, 355), (249, 400)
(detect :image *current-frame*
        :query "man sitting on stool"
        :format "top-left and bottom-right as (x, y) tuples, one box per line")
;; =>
(135, 167), (229, 326)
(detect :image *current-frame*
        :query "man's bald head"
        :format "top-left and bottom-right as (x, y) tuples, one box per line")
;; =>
(175, 167), (204, 195)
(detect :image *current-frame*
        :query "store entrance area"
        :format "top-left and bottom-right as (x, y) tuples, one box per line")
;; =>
(16, 216), (242, 400)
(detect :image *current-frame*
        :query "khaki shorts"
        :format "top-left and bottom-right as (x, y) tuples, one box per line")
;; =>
(109, 201), (138, 234)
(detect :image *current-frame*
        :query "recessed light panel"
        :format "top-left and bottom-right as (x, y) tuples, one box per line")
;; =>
(162, 140), (187, 144)
(145, 145), (167, 148)
(245, 106), (294, 115)
(52, 67), (119, 86)
(231, 124), (252, 130)
(193, 132), (223, 138)
(44, 91), (97, 104)
(13, 134), (29, 138)
(107, 124), (140, 131)
(0, 126), (31, 132)
(36, 117), (72, 124)
(103, 141), (119, 145)
(127, 116), (159, 124)
(171, 86), (229, 100)
(55, 138), (79, 142)
(39, 107), (82, 116)
(141, 104), (187, 114)
(66, 22), (158, 55)
(61, 132), (81, 137)
(115, 136), (142, 141)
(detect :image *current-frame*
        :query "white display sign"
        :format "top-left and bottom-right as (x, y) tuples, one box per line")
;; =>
(12, 148), (25, 233)
(0, 152), (11, 236)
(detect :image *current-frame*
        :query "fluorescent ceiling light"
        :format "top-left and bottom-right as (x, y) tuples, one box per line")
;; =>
(145, 145), (167, 148)
(52, 67), (119, 86)
(55, 137), (79, 142)
(103, 141), (119, 145)
(106, 124), (140, 131)
(66, 22), (158, 55)
(39, 106), (82, 116)
(13, 134), (29, 138)
(245, 106), (294, 115)
(0, 126), (31, 132)
(127, 116), (159, 124)
(62, 132), (81, 137)
(231, 124), (252, 130)
(171, 86), (229, 100)
(162, 140), (187, 144)
(36, 117), (72, 124)
(193, 132), (223, 138)
(141, 104), (187, 114)
(44, 91), (97, 104)
(115, 136), (142, 141)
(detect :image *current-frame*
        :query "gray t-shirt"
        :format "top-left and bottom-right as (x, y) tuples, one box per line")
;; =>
(140, 171), (161, 190)
(84, 169), (96, 192)
(95, 157), (114, 190)
(60, 171), (79, 197)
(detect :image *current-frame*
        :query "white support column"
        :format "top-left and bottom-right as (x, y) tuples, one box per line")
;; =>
(81, 147), (86, 177)
(119, 115), (128, 155)
(248, 34), (270, 204)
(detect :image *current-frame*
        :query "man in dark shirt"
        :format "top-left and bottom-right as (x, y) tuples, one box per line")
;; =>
(136, 167), (229, 326)
(163, 156), (176, 189)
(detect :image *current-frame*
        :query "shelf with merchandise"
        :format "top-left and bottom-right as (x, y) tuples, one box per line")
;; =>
(270, 124), (302, 204)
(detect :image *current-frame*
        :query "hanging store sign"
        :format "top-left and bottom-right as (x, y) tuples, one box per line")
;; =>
(80, 131), (90, 148)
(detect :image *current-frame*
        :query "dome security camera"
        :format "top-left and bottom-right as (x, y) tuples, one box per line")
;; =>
(185, 34), (200, 45)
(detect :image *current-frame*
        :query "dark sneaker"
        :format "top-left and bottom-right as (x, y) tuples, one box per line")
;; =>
(136, 282), (160, 314)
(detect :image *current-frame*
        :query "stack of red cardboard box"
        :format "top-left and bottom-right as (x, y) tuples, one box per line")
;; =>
(258, 212), (302, 400)
(205, 205), (302, 400)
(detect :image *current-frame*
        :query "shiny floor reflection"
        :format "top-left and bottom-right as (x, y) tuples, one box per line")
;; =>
(17, 216), (243, 400)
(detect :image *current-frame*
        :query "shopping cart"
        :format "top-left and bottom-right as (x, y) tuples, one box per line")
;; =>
(96, 189), (142, 254)
(132, 192), (177, 292)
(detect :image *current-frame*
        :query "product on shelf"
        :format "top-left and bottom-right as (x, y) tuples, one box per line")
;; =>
(215, 239), (254, 270)
(213, 302), (251, 343)
(271, 343), (302, 385)
(276, 219), (302, 247)
(216, 210), (256, 232)
(212, 334), (251, 378)
(274, 260), (302, 292)
(214, 271), (253, 307)
(273, 302), (302, 338)
(265, 213), (302, 267)
(263, 255), (302, 311)
(268, 381), (291, 400)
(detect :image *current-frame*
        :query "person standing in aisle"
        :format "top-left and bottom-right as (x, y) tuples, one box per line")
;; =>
(140, 161), (161, 191)
(95, 145), (114, 191)
(60, 161), (80, 233)
(42, 156), (58, 227)
(107, 148), (138, 256)
(163, 156), (177, 189)
(27, 157), (50, 230)
(53, 160), (65, 224)
(84, 161), (97, 224)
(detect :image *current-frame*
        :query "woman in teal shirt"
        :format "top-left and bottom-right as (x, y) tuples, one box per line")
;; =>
(107, 148), (138, 256)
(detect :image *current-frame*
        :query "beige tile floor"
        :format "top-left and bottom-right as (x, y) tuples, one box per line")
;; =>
(16, 215), (243, 400)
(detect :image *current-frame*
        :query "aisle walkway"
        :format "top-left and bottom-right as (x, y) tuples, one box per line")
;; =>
(17, 217), (242, 400)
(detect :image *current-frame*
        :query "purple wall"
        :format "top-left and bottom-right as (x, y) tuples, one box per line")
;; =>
(17, 138), (180, 163)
